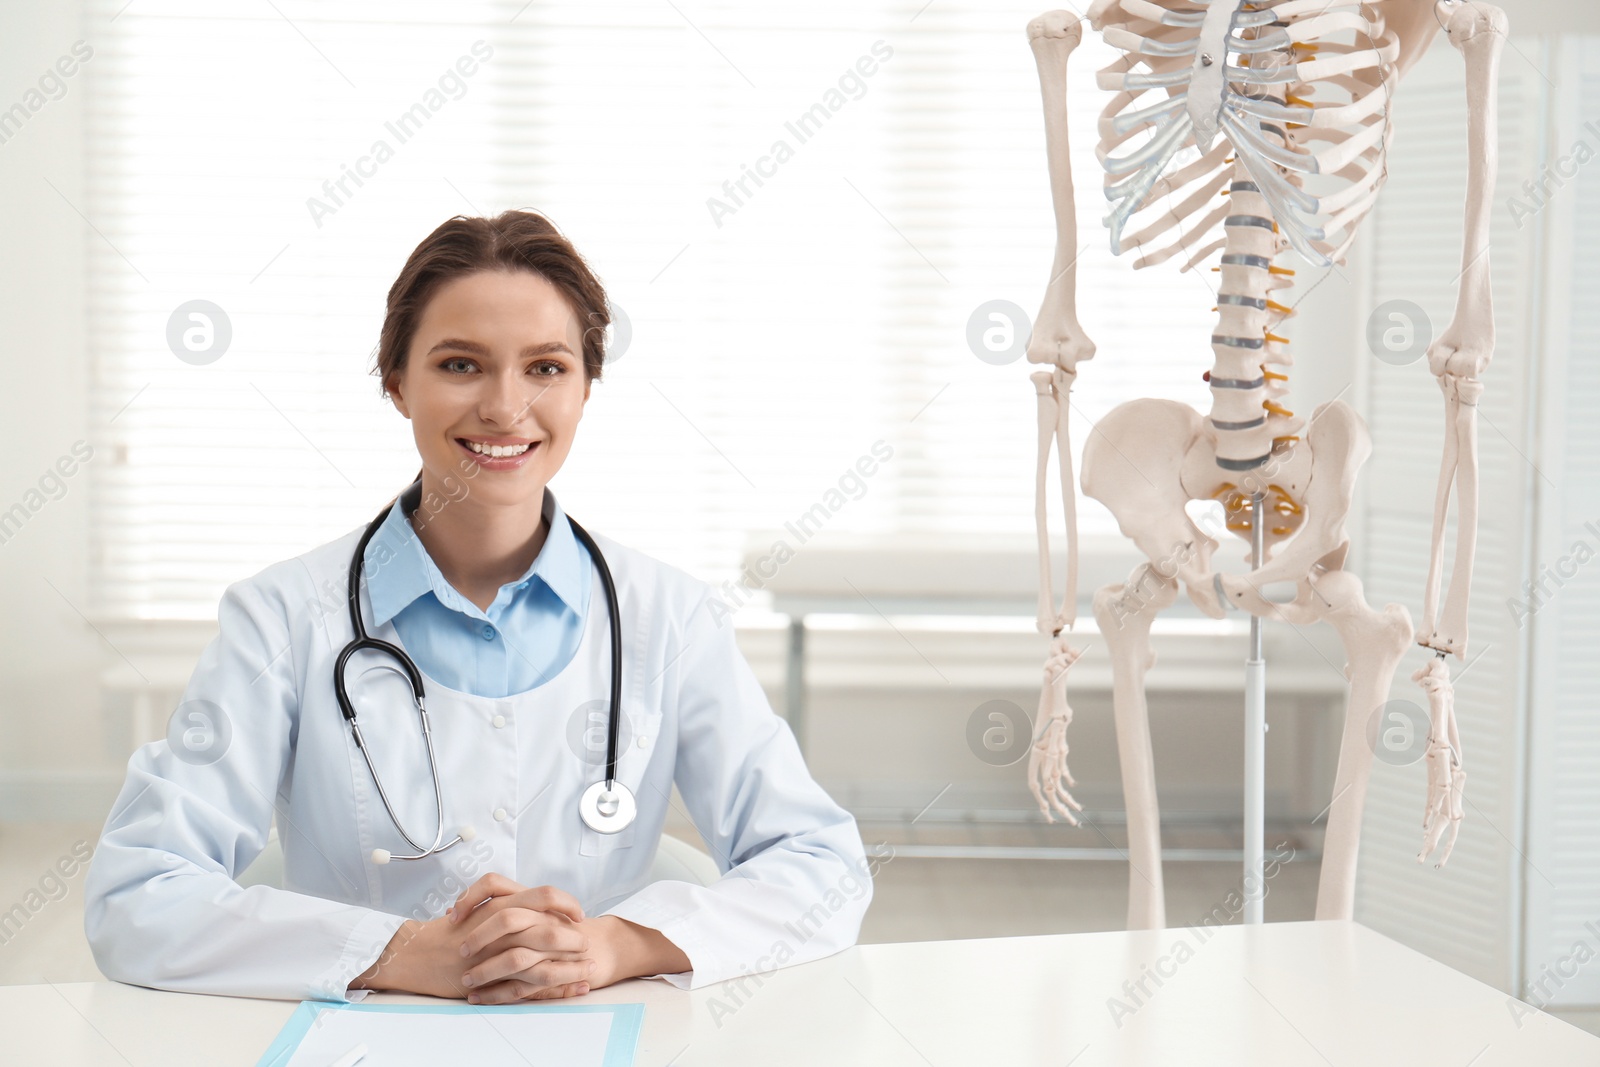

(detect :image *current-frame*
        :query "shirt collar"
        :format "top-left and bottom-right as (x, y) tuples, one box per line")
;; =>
(363, 481), (586, 626)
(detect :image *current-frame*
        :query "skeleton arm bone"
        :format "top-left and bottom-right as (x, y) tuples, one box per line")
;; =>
(1032, 368), (1080, 634)
(1404, 0), (1506, 871)
(1024, 11), (1097, 823)
(1026, 12), (1095, 377)
(1026, 11), (1095, 638)
(1417, 1), (1506, 657)
(1431, 0), (1504, 375)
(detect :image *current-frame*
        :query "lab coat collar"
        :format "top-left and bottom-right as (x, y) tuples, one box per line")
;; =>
(363, 479), (587, 627)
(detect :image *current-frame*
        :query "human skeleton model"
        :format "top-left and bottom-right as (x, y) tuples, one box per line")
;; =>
(1020, 0), (1506, 927)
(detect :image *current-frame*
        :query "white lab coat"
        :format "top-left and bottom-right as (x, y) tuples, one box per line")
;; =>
(83, 519), (873, 1001)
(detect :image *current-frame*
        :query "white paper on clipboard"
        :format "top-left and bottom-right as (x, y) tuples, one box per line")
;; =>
(258, 1000), (644, 1067)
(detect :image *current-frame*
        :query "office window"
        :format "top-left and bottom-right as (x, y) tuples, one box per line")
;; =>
(87, 1), (1213, 620)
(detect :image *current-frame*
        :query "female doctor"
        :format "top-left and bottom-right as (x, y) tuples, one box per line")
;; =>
(83, 209), (876, 1005)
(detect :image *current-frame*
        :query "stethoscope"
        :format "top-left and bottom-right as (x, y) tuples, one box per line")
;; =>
(336, 482), (636, 865)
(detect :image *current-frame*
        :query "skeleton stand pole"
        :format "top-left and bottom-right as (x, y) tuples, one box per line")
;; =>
(1244, 490), (1266, 924)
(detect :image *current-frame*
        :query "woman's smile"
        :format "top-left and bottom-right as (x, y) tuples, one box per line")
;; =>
(455, 435), (541, 470)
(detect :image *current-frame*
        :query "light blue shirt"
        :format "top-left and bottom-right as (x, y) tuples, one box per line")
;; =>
(361, 481), (591, 698)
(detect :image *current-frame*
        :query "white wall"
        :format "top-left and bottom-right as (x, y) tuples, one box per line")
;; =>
(0, 2), (107, 817)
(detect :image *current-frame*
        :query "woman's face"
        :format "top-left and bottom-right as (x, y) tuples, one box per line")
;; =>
(388, 268), (591, 506)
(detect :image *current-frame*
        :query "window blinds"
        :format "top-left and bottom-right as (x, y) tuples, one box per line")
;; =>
(86, 1), (1216, 621)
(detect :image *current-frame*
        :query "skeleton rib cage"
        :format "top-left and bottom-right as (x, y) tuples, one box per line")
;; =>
(1095, 0), (1397, 273)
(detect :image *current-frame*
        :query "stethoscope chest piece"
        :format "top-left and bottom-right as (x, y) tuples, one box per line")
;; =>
(579, 779), (637, 834)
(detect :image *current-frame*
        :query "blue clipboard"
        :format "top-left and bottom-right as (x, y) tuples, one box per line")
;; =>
(257, 998), (644, 1067)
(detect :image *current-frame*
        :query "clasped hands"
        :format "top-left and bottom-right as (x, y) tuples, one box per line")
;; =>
(355, 873), (620, 1004)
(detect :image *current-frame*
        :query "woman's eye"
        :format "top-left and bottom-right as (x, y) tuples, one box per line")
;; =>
(438, 357), (563, 376)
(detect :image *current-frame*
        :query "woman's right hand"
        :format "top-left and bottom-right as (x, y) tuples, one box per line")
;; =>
(352, 902), (593, 1000)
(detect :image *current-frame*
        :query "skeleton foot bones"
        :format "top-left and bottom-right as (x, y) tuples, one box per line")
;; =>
(1020, 0), (1504, 924)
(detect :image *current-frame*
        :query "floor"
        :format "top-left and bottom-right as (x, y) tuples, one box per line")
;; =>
(3, 819), (1595, 1040)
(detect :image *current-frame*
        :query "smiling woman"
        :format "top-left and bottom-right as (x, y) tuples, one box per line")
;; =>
(372, 211), (614, 611)
(84, 204), (874, 1006)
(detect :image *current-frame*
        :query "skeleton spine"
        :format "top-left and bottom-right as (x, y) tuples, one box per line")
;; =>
(1206, 63), (1305, 472)
(1207, 177), (1280, 471)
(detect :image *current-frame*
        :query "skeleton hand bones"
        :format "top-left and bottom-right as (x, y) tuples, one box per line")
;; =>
(1413, 654), (1465, 868)
(1028, 633), (1086, 825)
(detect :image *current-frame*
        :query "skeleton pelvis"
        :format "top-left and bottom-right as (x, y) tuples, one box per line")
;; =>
(1080, 397), (1318, 618)
(1179, 426), (1312, 563)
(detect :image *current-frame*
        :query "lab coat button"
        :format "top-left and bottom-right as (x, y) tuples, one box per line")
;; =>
(493, 807), (508, 822)
(637, 734), (649, 748)
(492, 714), (507, 729)
(481, 625), (495, 641)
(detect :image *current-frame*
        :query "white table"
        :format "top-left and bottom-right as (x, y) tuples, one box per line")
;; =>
(6, 921), (1595, 1065)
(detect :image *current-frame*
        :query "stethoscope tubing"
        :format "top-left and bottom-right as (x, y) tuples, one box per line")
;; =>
(338, 482), (626, 862)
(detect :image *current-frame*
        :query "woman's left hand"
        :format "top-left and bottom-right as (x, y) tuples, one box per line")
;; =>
(450, 873), (620, 1004)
